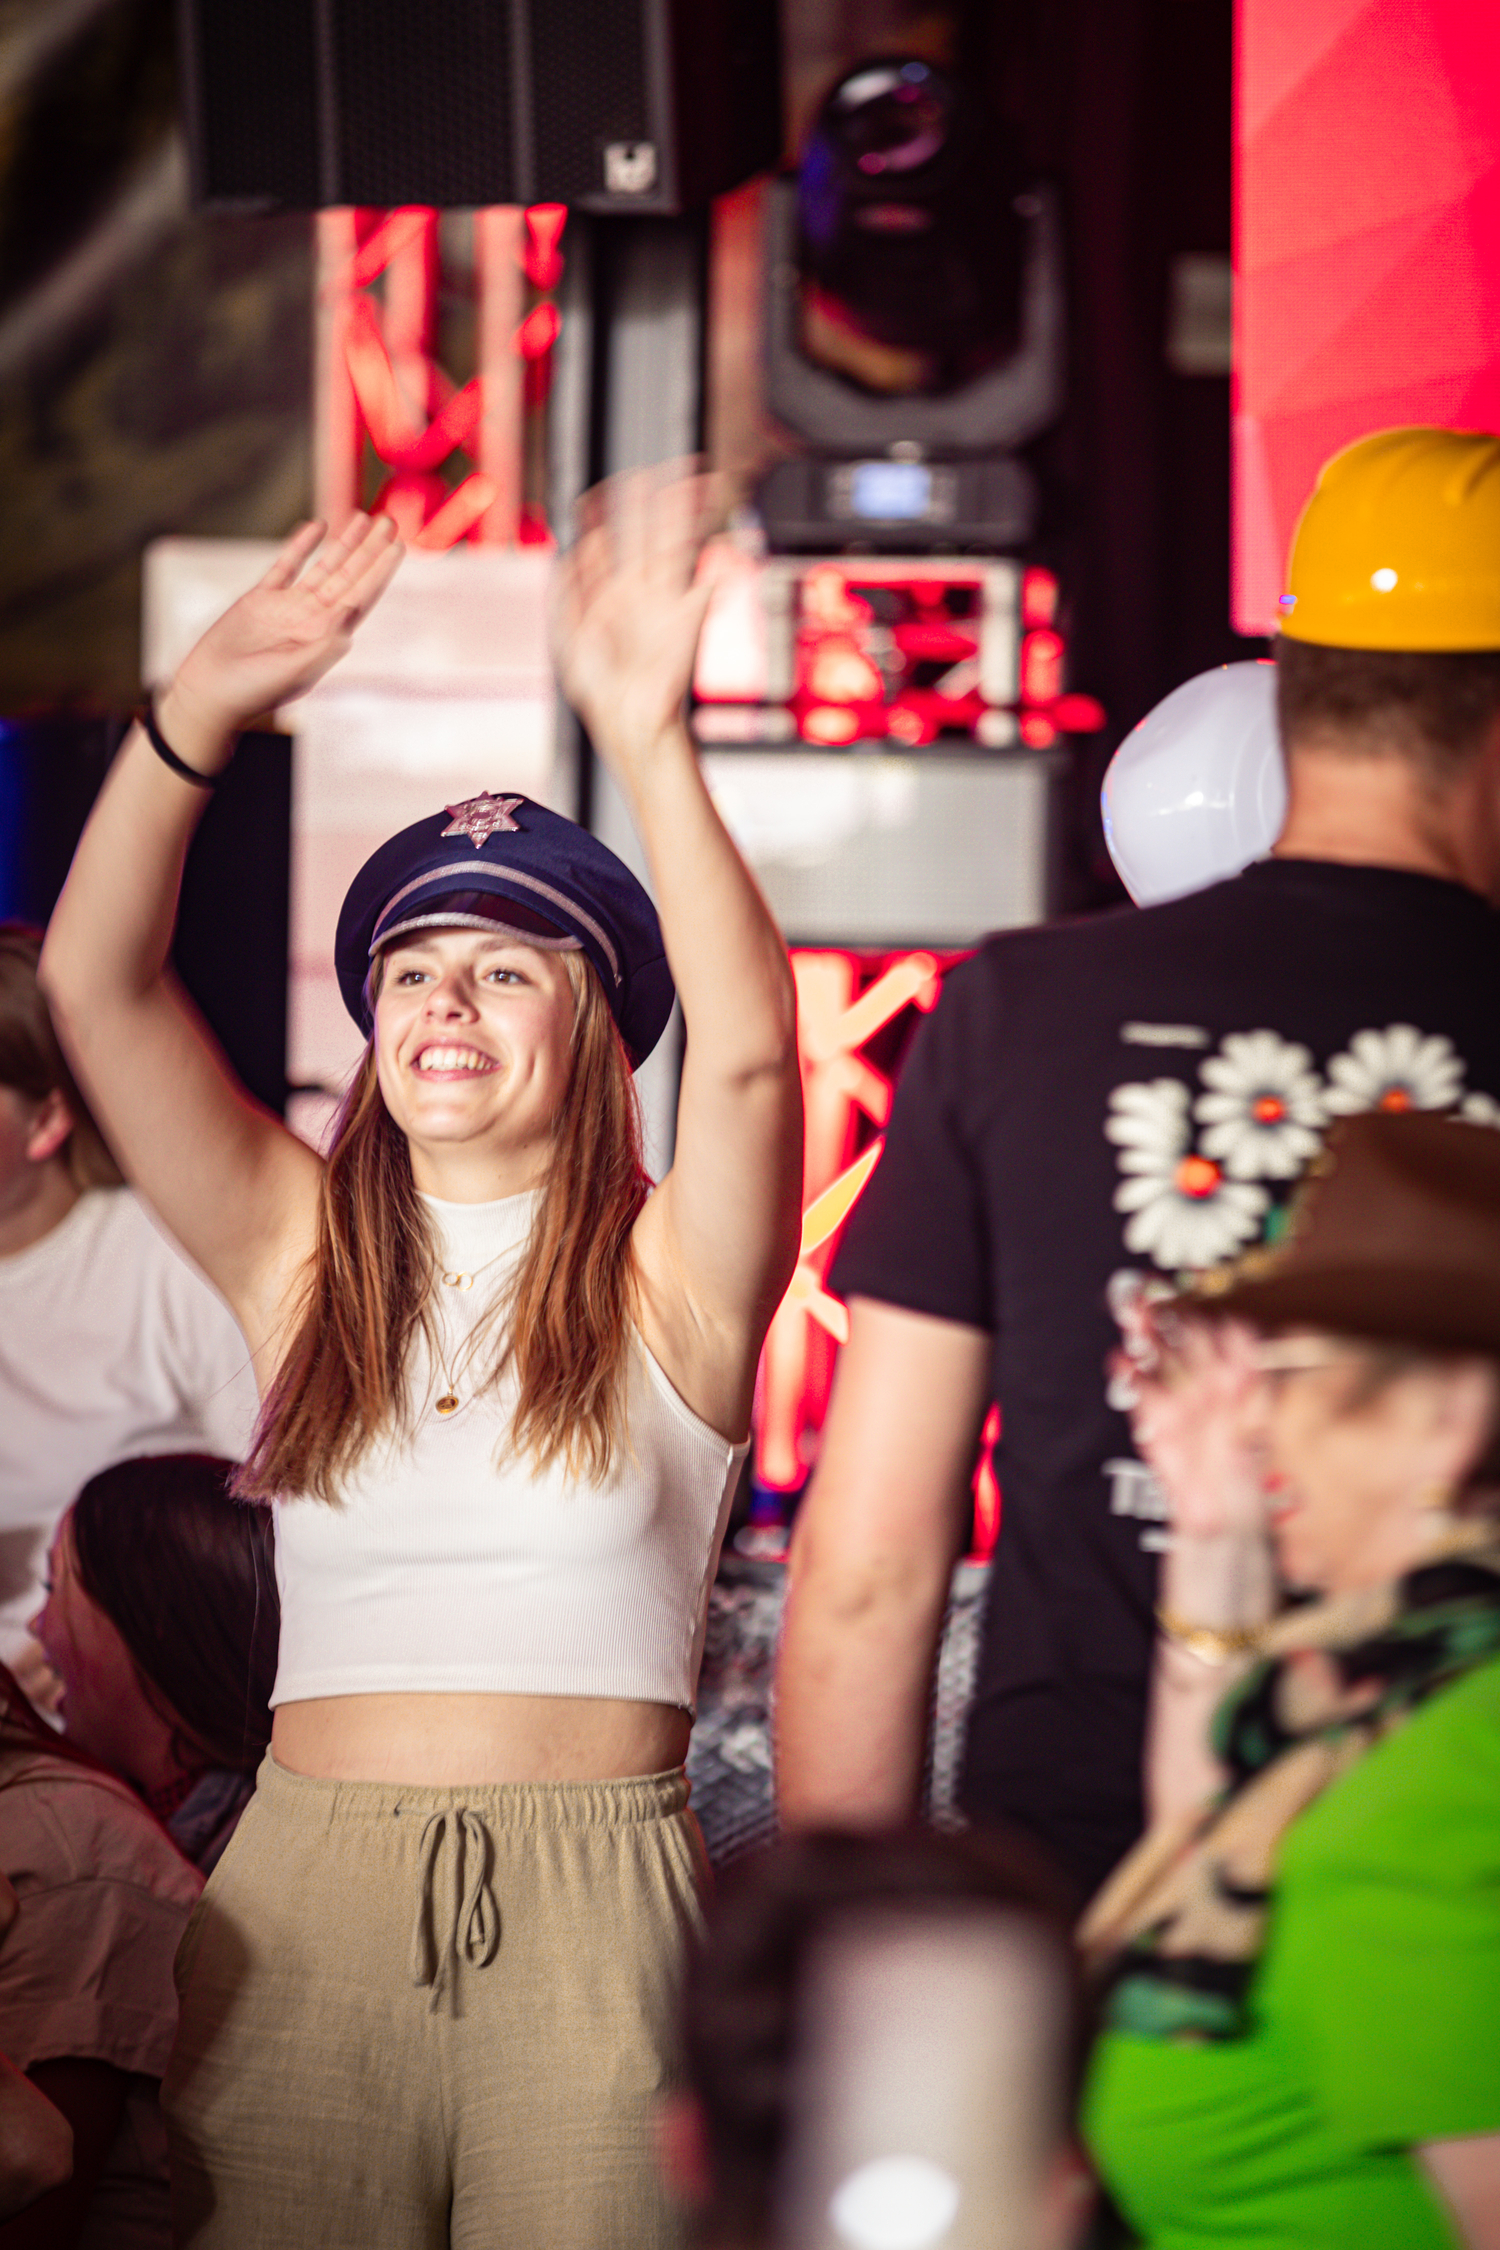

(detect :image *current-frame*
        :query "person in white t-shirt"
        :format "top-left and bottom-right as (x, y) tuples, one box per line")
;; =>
(0, 926), (258, 1691)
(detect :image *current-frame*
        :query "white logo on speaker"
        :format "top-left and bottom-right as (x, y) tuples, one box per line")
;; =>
(604, 142), (658, 195)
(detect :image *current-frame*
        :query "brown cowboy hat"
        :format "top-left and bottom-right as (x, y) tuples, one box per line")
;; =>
(1185, 1110), (1500, 1358)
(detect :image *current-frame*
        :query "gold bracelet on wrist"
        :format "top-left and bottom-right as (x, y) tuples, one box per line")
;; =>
(1155, 1606), (1266, 1666)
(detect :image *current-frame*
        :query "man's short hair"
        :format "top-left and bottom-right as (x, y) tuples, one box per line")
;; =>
(680, 1827), (1085, 2248)
(1276, 637), (1500, 784)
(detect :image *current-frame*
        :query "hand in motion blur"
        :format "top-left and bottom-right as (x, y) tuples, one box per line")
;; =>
(550, 466), (727, 777)
(1114, 1309), (1272, 1545)
(165, 512), (402, 742)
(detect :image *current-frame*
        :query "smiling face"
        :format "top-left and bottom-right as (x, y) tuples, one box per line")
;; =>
(371, 926), (581, 1194)
(1253, 1330), (1499, 1593)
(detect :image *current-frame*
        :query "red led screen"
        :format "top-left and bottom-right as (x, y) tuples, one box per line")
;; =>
(1234, 3), (1500, 634)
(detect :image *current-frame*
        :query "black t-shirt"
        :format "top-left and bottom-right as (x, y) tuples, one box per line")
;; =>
(831, 859), (1500, 1899)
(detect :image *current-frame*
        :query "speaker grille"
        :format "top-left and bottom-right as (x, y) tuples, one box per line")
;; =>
(527, 0), (654, 203)
(322, 0), (514, 206)
(699, 750), (1059, 948)
(180, 0), (779, 213)
(183, 0), (321, 208)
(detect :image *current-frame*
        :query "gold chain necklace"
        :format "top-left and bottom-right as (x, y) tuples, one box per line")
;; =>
(431, 1248), (512, 1418)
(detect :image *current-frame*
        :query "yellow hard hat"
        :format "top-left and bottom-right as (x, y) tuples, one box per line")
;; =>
(1279, 426), (1500, 651)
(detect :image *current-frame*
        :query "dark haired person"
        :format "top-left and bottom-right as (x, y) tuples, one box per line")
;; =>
(667, 1827), (1089, 2250)
(0, 1665), (201, 2250)
(40, 480), (802, 2247)
(779, 427), (1500, 1901)
(1084, 1111), (1500, 2247)
(0, 927), (257, 1701)
(32, 1454), (276, 1873)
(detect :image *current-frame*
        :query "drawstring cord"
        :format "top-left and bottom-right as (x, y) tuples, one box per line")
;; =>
(410, 1809), (501, 2011)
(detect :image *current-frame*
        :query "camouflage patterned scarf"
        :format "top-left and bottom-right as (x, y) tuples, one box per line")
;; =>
(1080, 1531), (1500, 2043)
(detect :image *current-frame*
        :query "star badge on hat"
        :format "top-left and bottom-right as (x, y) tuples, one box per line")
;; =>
(336, 793), (676, 1064)
(441, 793), (524, 848)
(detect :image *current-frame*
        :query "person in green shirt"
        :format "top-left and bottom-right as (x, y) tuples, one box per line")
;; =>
(1083, 1107), (1500, 2250)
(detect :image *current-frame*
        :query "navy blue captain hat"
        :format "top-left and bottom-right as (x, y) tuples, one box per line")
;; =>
(334, 792), (675, 1068)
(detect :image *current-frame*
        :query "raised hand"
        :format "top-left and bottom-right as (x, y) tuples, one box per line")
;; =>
(1120, 1314), (1272, 1544)
(164, 513), (403, 748)
(550, 466), (726, 785)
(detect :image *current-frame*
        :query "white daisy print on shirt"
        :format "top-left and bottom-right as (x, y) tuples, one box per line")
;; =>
(1323, 1024), (1464, 1116)
(1460, 1091), (1500, 1128)
(1195, 1030), (1325, 1181)
(1106, 1078), (1269, 1274)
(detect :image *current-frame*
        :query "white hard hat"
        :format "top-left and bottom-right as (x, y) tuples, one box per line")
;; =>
(1101, 661), (1285, 906)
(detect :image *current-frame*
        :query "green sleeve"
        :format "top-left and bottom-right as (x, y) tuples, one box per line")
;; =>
(1262, 1658), (1500, 2153)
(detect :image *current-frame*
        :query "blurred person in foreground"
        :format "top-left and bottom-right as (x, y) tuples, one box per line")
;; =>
(32, 1454), (277, 1873)
(665, 1828), (1091, 2250)
(0, 927), (258, 1702)
(0, 1874), (73, 2226)
(0, 1664), (200, 2250)
(778, 426), (1500, 1902)
(1083, 1110), (1500, 2250)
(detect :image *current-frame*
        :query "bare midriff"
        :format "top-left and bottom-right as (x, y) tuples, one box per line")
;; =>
(271, 1692), (692, 1786)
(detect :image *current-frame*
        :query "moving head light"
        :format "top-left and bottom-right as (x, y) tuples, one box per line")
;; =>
(760, 57), (1065, 554)
(797, 58), (1026, 398)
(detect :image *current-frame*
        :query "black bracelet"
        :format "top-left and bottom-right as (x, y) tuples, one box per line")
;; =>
(141, 699), (220, 789)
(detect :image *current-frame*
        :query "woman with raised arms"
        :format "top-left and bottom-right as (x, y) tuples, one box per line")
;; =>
(40, 474), (803, 2249)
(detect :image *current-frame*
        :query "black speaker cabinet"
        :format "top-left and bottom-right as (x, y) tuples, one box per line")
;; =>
(179, 0), (782, 213)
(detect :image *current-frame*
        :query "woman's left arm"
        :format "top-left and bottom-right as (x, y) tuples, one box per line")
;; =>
(1420, 2139), (1500, 2250)
(551, 471), (802, 1435)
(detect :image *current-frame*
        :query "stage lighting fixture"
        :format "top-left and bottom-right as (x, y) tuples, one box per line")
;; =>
(796, 59), (1025, 399)
(759, 58), (1066, 554)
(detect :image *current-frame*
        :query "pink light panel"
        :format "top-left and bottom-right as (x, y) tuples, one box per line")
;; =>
(1234, 3), (1500, 634)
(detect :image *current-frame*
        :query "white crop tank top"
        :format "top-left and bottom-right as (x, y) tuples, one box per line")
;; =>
(271, 1189), (748, 1712)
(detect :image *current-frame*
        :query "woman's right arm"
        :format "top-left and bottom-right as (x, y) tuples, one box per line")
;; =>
(41, 516), (400, 1340)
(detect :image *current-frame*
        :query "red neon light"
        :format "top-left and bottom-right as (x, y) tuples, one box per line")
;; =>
(802, 705), (861, 744)
(755, 949), (1000, 1558)
(971, 1405), (1002, 1559)
(694, 557), (1103, 749)
(1021, 566), (1059, 628)
(517, 303), (563, 361)
(791, 564), (991, 746)
(350, 208), (431, 290)
(757, 950), (940, 1493)
(1050, 693), (1105, 732)
(523, 204), (568, 289)
(316, 203), (567, 549)
(412, 474), (501, 549)
(1020, 628), (1064, 705)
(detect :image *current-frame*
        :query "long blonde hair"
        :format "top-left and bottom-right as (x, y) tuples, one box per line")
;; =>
(236, 952), (650, 1503)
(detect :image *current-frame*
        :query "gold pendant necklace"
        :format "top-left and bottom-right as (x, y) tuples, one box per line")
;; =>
(432, 1245), (509, 1417)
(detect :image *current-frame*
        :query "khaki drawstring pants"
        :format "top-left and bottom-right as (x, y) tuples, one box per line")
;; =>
(163, 1755), (707, 2249)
